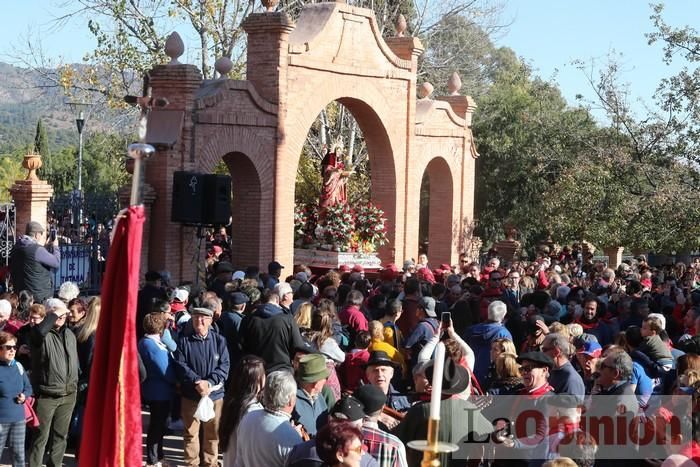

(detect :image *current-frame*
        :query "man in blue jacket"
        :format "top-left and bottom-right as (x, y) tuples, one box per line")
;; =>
(464, 300), (513, 383)
(174, 306), (230, 467)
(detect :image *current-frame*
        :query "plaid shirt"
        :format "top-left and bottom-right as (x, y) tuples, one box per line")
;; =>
(362, 421), (408, 467)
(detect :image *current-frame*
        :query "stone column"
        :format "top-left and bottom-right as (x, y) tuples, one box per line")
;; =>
(10, 153), (54, 233)
(603, 246), (625, 269)
(119, 183), (157, 282)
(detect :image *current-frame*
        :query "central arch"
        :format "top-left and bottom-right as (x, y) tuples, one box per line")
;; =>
(283, 91), (400, 263)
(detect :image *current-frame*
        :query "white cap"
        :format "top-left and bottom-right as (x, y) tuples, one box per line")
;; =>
(232, 271), (245, 281)
(172, 288), (189, 303)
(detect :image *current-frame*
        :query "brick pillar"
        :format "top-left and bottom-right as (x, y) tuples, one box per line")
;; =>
(119, 183), (157, 282)
(145, 64), (203, 284)
(243, 12), (295, 267)
(385, 37), (424, 264)
(10, 155), (54, 233)
(603, 246), (624, 269)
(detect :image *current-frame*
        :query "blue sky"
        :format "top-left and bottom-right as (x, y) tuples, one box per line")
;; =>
(1, 1), (698, 118)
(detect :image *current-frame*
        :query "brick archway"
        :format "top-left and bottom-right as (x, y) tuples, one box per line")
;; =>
(140, 2), (479, 282)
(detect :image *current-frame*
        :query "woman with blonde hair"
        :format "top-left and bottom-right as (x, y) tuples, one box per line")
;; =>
(485, 338), (517, 390)
(295, 302), (313, 333)
(368, 320), (407, 376)
(487, 353), (524, 395)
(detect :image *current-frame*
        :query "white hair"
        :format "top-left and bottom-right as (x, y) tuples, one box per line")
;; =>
(263, 370), (297, 411)
(274, 282), (293, 301)
(488, 300), (507, 323)
(58, 282), (80, 302)
(647, 312), (666, 330)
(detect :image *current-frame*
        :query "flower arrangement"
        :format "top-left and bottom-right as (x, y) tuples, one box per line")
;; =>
(354, 202), (388, 250)
(323, 203), (355, 251)
(294, 203), (319, 245)
(295, 201), (388, 253)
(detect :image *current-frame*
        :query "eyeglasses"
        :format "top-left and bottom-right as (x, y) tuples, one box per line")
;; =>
(0, 344), (17, 351)
(520, 365), (536, 373)
(348, 443), (364, 455)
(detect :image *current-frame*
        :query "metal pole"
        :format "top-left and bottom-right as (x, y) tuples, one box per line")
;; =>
(76, 111), (85, 237)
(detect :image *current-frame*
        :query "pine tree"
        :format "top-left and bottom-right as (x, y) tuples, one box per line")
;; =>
(33, 119), (51, 178)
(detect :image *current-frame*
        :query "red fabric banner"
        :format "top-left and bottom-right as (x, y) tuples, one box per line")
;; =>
(79, 206), (145, 467)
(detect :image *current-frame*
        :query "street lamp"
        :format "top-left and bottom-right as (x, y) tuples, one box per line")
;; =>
(66, 101), (92, 236)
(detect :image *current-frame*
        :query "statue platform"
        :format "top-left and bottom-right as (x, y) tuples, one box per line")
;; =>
(294, 248), (382, 270)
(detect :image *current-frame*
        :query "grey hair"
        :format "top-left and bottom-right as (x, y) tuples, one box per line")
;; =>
(488, 300), (507, 323)
(58, 282), (80, 302)
(544, 333), (570, 358)
(605, 350), (633, 381)
(274, 282), (293, 301)
(262, 370), (297, 411)
(388, 299), (403, 315)
(201, 296), (222, 312)
(346, 290), (364, 306)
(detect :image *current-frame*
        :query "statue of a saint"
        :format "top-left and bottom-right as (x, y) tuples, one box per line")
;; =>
(319, 141), (352, 218)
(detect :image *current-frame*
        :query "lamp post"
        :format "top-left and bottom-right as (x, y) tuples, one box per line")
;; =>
(66, 102), (91, 237)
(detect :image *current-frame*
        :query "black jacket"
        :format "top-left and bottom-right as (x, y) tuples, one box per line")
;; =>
(240, 302), (309, 372)
(30, 313), (79, 397)
(9, 236), (60, 303)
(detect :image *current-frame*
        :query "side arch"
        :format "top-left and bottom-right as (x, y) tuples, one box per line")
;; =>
(422, 157), (454, 266)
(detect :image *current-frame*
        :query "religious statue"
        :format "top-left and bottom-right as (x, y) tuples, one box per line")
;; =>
(319, 141), (353, 218)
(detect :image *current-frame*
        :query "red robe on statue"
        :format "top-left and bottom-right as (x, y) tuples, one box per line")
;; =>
(320, 150), (349, 213)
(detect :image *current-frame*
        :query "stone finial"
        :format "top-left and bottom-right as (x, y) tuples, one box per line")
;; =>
(448, 72), (462, 95)
(261, 0), (279, 12)
(395, 14), (407, 37)
(165, 32), (184, 65)
(23, 153), (42, 181)
(418, 82), (434, 99)
(215, 56), (233, 77)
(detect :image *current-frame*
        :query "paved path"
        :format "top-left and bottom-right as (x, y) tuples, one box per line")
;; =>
(1, 411), (197, 467)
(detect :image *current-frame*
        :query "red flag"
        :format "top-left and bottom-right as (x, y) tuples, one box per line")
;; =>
(79, 206), (144, 467)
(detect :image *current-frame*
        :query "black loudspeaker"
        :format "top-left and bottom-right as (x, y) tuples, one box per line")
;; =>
(172, 171), (205, 224)
(202, 174), (231, 225)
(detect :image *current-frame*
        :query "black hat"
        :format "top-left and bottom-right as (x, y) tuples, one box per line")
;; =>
(424, 358), (471, 395)
(268, 261), (284, 273)
(216, 262), (234, 274)
(517, 351), (555, 370)
(354, 384), (387, 414)
(331, 396), (365, 422)
(145, 270), (162, 282)
(364, 351), (397, 369)
(229, 292), (249, 306)
(245, 265), (260, 276)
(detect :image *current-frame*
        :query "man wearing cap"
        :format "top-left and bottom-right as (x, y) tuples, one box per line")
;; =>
(293, 354), (330, 437)
(364, 351), (410, 415)
(267, 260), (285, 289)
(173, 306), (230, 467)
(9, 221), (60, 304)
(28, 298), (79, 467)
(575, 338), (603, 393)
(286, 395), (381, 467)
(219, 291), (249, 365)
(354, 384), (408, 467)
(403, 297), (440, 364)
(137, 271), (167, 339)
(170, 287), (191, 331)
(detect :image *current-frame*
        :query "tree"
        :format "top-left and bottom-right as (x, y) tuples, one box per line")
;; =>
(34, 119), (52, 178)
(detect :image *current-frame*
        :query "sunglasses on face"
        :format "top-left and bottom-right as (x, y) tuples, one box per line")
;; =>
(0, 344), (17, 351)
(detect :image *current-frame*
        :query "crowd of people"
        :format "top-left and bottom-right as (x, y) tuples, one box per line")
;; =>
(1, 221), (699, 467)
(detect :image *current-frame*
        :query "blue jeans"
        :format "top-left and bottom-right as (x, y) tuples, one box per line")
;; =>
(0, 420), (26, 467)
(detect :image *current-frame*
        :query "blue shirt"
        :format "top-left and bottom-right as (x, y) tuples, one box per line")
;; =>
(404, 318), (439, 350)
(0, 360), (33, 423)
(630, 361), (652, 408)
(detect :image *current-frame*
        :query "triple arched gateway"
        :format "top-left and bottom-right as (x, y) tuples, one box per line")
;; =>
(139, 2), (479, 281)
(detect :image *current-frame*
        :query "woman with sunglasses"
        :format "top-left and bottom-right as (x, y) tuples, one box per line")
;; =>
(315, 420), (365, 467)
(0, 330), (33, 467)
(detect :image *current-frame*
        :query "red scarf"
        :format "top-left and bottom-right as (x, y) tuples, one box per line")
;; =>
(520, 383), (554, 398)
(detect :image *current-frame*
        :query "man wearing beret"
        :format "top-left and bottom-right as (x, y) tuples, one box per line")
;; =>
(173, 307), (230, 467)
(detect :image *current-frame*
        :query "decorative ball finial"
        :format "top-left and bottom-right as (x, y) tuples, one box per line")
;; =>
(418, 82), (434, 99)
(261, 0), (279, 12)
(215, 56), (233, 77)
(448, 72), (462, 95)
(396, 14), (407, 37)
(164, 32), (184, 65)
